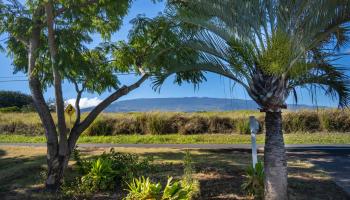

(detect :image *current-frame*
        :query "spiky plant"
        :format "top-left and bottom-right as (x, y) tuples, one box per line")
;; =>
(153, 1), (350, 199)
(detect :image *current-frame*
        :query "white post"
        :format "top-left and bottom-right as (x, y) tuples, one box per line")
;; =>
(249, 116), (259, 169)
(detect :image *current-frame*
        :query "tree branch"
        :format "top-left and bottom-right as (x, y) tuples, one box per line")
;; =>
(45, 1), (68, 155)
(71, 79), (85, 128)
(68, 74), (149, 150)
(27, 14), (58, 149)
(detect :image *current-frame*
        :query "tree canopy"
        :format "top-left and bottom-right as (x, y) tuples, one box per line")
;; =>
(156, 0), (350, 109)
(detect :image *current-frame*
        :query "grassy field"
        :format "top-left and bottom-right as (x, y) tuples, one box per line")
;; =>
(1, 132), (350, 144)
(0, 146), (348, 199)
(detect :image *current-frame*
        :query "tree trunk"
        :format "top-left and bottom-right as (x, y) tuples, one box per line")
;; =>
(264, 111), (288, 200)
(45, 153), (70, 191)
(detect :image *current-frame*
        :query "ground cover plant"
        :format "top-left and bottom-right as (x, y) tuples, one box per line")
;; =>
(0, 146), (348, 199)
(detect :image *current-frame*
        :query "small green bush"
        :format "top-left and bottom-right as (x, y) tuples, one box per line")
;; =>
(124, 176), (197, 200)
(241, 161), (264, 199)
(124, 176), (162, 200)
(79, 157), (116, 193)
(71, 148), (153, 194)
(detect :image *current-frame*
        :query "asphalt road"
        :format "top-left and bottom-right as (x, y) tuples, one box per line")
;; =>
(1, 143), (349, 195)
(0, 143), (349, 149)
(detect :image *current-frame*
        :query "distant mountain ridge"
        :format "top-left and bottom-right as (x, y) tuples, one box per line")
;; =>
(82, 97), (326, 112)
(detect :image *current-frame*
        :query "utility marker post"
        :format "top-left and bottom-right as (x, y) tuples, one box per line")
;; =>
(249, 116), (259, 169)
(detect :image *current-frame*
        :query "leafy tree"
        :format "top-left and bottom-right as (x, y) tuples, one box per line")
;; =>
(0, 0), (133, 191)
(153, 1), (350, 199)
(0, 0), (198, 191)
(0, 90), (33, 108)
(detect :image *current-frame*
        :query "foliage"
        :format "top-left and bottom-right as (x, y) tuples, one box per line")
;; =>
(283, 111), (321, 133)
(124, 176), (197, 200)
(3, 110), (350, 136)
(182, 150), (200, 199)
(0, 106), (21, 113)
(178, 116), (208, 134)
(235, 118), (251, 134)
(71, 148), (153, 194)
(320, 110), (350, 132)
(0, 91), (33, 108)
(158, 0), (350, 109)
(124, 176), (163, 200)
(241, 161), (264, 199)
(84, 116), (115, 136)
(79, 157), (116, 193)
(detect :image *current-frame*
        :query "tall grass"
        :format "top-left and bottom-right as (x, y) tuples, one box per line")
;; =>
(0, 109), (350, 136)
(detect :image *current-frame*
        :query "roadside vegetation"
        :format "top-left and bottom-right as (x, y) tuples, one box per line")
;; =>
(1, 110), (350, 136)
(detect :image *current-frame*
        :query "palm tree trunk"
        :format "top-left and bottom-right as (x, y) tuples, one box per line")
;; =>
(264, 111), (288, 200)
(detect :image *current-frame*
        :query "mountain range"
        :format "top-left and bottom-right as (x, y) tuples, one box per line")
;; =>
(82, 97), (326, 112)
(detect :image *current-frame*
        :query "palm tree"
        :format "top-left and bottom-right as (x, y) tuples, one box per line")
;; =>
(155, 1), (350, 199)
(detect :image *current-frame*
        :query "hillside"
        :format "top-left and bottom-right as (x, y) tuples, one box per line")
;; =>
(82, 97), (324, 112)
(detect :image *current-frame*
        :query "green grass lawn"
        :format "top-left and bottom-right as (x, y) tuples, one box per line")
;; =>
(0, 132), (349, 144)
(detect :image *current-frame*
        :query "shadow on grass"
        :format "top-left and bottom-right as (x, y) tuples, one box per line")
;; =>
(0, 149), (6, 157)
(0, 151), (47, 200)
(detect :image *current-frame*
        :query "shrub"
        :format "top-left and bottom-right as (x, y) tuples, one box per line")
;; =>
(179, 116), (209, 134)
(320, 110), (350, 132)
(168, 114), (188, 133)
(124, 176), (196, 200)
(207, 116), (234, 133)
(241, 161), (264, 199)
(84, 116), (115, 136)
(0, 120), (43, 135)
(235, 118), (250, 134)
(124, 176), (162, 200)
(79, 157), (116, 193)
(71, 148), (153, 194)
(146, 114), (172, 135)
(113, 117), (141, 135)
(283, 111), (321, 133)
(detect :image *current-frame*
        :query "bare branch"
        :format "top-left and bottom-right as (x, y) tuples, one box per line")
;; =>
(71, 79), (85, 128)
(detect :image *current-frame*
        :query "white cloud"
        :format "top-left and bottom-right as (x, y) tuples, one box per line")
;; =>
(66, 97), (102, 109)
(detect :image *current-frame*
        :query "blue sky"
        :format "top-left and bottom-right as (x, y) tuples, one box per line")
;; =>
(0, 0), (349, 108)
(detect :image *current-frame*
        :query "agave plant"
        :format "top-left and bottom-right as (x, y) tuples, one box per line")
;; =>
(151, 1), (350, 199)
(124, 176), (162, 200)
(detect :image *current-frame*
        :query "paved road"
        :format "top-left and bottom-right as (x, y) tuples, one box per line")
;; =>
(1, 143), (349, 195)
(287, 147), (350, 196)
(1, 143), (350, 149)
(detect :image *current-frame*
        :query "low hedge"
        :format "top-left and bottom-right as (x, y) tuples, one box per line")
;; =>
(1, 110), (350, 136)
